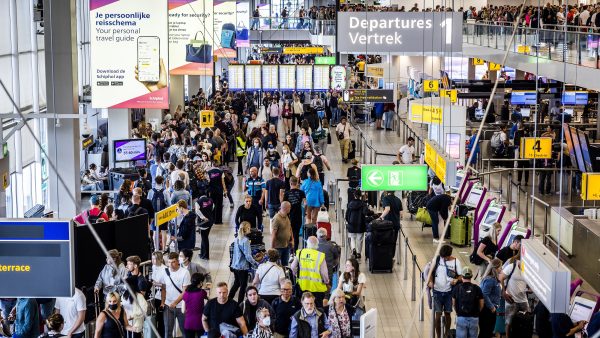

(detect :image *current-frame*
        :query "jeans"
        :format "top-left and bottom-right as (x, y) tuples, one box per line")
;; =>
(0, 299), (16, 318)
(428, 208), (440, 239)
(251, 18), (259, 30)
(39, 299), (56, 320)
(331, 107), (340, 124)
(277, 247), (290, 266)
(384, 110), (394, 129)
(348, 232), (364, 254)
(456, 317), (479, 338)
(269, 116), (279, 126)
(229, 269), (250, 304)
(268, 203), (281, 219)
(432, 290), (453, 312)
(164, 307), (185, 338)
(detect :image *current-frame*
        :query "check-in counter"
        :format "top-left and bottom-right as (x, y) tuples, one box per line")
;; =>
(547, 207), (600, 291)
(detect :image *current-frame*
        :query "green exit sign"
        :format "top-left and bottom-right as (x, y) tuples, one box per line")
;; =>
(315, 56), (336, 65)
(360, 165), (429, 191)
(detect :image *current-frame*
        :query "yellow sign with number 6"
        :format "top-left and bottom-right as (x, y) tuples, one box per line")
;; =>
(423, 80), (439, 93)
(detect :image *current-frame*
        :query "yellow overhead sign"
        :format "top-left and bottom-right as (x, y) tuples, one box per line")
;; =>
(440, 89), (458, 103)
(283, 47), (324, 54)
(488, 62), (502, 71)
(519, 137), (552, 159)
(366, 66), (384, 77)
(517, 45), (531, 53)
(423, 80), (439, 93)
(155, 204), (178, 226)
(472, 58), (485, 65)
(581, 173), (600, 200)
(200, 110), (215, 128)
(424, 140), (447, 184)
(411, 103), (442, 124)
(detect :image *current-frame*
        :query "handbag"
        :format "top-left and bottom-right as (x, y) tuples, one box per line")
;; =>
(415, 207), (432, 225)
(337, 123), (347, 140)
(185, 32), (212, 64)
(236, 21), (249, 40)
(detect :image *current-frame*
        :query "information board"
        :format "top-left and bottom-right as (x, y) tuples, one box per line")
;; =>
(519, 137), (552, 159)
(200, 110), (215, 128)
(313, 66), (330, 90)
(296, 65), (313, 90)
(279, 65), (296, 91)
(228, 65), (245, 90)
(581, 173), (600, 200)
(245, 65), (262, 90)
(0, 219), (74, 297)
(262, 65), (279, 90)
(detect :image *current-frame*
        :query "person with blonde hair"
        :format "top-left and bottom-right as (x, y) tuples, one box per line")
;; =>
(324, 289), (354, 338)
(229, 222), (259, 303)
(473, 222), (502, 279)
(94, 292), (132, 338)
(94, 249), (128, 296)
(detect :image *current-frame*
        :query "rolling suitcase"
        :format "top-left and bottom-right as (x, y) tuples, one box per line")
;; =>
(316, 207), (331, 240)
(367, 219), (395, 273)
(449, 216), (472, 246)
(509, 311), (534, 338)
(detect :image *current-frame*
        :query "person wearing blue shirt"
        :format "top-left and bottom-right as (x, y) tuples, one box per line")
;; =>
(467, 130), (480, 165)
(229, 222), (258, 303)
(244, 167), (266, 207)
(246, 138), (264, 172)
(13, 298), (39, 338)
(480, 258), (502, 337)
(511, 107), (522, 123)
(301, 167), (324, 224)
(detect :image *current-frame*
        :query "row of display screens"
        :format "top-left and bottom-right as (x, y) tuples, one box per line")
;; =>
(510, 91), (589, 105)
(228, 65), (331, 91)
(563, 123), (595, 173)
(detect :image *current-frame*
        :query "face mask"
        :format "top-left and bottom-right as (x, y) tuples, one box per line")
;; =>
(262, 316), (271, 326)
(254, 143), (260, 147)
(179, 258), (185, 265)
(108, 304), (118, 311)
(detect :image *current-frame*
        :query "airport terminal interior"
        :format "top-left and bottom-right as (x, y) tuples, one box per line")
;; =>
(2, 0), (600, 337)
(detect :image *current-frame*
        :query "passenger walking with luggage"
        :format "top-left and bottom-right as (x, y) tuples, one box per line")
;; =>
(335, 117), (352, 163)
(284, 177), (306, 251)
(452, 267), (484, 338)
(301, 167), (325, 225)
(230, 222), (260, 304)
(291, 236), (330, 308)
(427, 245), (462, 338)
(345, 190), (368, 259)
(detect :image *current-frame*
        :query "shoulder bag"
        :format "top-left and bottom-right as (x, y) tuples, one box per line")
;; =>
(164, 268), (186, 313)
(103, 310), (125, 338)
(502, 261), (517, 304)
(337, 123), (347, 140)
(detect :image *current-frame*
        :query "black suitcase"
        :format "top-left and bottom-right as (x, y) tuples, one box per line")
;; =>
(247, 228), (263, 245)
(348, 140), (356, 160)
(303, 223), (317, 242)
(368, 242), (395, 273)
(509, 311), (534, 338)
(407, 191), (429, 215)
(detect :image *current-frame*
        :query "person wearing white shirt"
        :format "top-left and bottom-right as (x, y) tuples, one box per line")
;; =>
(252, 249), (286, 303)
(159, 252), (191, 338)
(246, 113), (260, 137)
(150, 251), (167, 335)
(170, 160), (190, 189)
(54, 288), (86, 338)
(122, 277), (148, 336)
(335, 117), (352, 163)
(580, 7), (590, 26)
(427, 245), (462, 338)
(499, 257), (529, 335)
(397, 137), (416, 164)
(557, 7), (565, 24)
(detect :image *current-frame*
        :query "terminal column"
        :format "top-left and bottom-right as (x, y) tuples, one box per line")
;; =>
(170, 75), (185, 113)
(44, 0), (81, 217)
(188, 76), (201, 98)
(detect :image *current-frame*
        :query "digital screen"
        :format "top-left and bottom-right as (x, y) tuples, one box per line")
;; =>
(563, 123), (578, 171)
(483, 209), (499, 225)
(313, 65), (330, 91)
(520, 108), (531, 117)
(562, 91), (588, 105)
(577, 130), (593, 172)
(569, 126), (587, 172)
(563, 108), (574, 116)
(445, 133), (460, 160)
(245, 65), (261, 90)
(453, 172), (463, 189)
(510, 91), (537, 105)
(296, 65), (313, 90)
(465, 189), (483, 208)
(569, 298), (595, 327)
(261, 65), (279, 90)
(114, 139), (147, 162)
(279, 65), (296, 90)
(228, 65), (245, 90)
(0, 220), (74, 297)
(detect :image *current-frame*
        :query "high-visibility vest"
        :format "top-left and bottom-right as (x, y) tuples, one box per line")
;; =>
(236, 137), (247, 157)
(296, 248), (327, 293)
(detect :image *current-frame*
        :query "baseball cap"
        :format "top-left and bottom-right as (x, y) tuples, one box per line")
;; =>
(90, 195), (100, 205)
(462, 266), (473, 279)
(193, 156), (201, 162)
(304, 151), (313, 159)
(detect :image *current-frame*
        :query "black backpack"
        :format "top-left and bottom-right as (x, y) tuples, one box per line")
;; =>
(87, 210), (106, 224)
(456, 283), (480, 315)
(313, 154), (324, 172)
(151, 188), (167, 212)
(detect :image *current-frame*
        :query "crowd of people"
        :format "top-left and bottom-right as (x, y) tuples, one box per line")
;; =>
(247, 44), (329, 65)
(250, 5), (336, 31)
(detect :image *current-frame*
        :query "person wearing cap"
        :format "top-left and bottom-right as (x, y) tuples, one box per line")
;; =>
(452, 266), (484, 338)
(73, 195), (109, 225)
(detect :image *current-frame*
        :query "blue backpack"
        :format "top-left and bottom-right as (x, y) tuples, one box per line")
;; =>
(221, 23), (236, 49)
(151, 188), (167, 212)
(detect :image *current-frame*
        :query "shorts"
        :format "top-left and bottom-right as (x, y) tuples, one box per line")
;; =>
(432, 290), (453, 313)
(375, 111), (384, 119)
(504, 301), (528, 325)
(159, 222), (168, 231)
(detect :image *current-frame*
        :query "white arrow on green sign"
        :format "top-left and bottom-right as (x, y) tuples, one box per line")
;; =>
(360, 165), (429, 191)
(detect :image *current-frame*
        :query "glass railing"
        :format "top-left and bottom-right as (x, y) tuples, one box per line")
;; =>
(464, 21), (600, 69)
(249, 17), (336, 35)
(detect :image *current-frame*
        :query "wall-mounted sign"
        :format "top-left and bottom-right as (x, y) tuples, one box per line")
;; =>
(440, 89), (457, 103)
(581, 173), (600, 200)
(82, 136), (94, 150)
(519, 137), (552, 159)
(90, 0), (169, 108)
(0, 219), (74, 297)
(521, 239), (571, 313)
(342, 89), (393, 103)
(331, 66), (347, 91)
(337, 13), (463, 53)
(488, 62), (502, 71)
(283, 47), (324, 54)
(200, 110), (215, 128)
(423, 80), (439, 93)
(410, 103), (442, 124)
(423, 140), (456, 185)
(472, 58), (485, 65)
(315, 56), (336, 65)
(366, 66), (384, 78)
(361, 165), (428, 191)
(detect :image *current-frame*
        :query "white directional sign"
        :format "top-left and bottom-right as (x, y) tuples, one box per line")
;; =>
(367, 171), (384, 187)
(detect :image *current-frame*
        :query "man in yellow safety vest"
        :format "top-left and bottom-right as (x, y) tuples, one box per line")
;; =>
(291, 236), (329, 307)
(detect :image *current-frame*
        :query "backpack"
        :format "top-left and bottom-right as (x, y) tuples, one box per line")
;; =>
(135, 178), (150, 198)
(456, 283), (480, 315)
(151, 188), (167, 212)
(490, 131), (503, 148)
(313, 154), (324, 172)
(86, 209), (106, 224)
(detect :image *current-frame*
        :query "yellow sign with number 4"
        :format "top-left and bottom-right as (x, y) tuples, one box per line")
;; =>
(519, 137), (552, 159)
(423, 80), (439, 93)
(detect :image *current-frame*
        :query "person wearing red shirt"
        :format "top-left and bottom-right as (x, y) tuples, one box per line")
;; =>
(73, 195), (109, 225)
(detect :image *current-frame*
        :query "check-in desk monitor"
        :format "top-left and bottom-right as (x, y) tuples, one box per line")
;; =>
(465, 187), (485, 210)
(569, 296), (597, 331)
(477, 204), (505, 242)
(499, 219), (531, 248)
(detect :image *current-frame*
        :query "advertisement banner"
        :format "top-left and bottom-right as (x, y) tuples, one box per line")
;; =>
(337, 12), (463, 53)
(330, 66), (347, 91)
(214, 0), (237, 58)
(168, 0), (214, 76)
(90, 0), (169, 109)
(236, 2), (250, 47)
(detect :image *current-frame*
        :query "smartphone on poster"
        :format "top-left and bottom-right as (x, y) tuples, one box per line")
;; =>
(137, 36), (160, 83)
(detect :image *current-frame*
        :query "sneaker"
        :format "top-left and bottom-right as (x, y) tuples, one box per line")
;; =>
(230, 204), (234, 209)
(433, 239), (440, 244)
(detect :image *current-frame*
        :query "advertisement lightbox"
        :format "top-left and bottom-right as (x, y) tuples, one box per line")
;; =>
(90, 0), (169, 108)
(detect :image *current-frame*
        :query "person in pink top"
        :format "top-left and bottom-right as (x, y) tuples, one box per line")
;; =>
(182, 273), (209, 337)
(73, 195), (108, 225)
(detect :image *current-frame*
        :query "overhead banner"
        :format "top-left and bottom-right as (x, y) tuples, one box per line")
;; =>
(214, 0), (237, 58)
(168, 0), (214, 76)
(337, 12), (463, 53)
(90, 0), (169, 108)
(342, 89), (393, 103)
(235, 2), (250, 47)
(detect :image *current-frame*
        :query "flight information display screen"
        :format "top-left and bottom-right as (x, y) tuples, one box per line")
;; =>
(296, 65), (313, 90)
(313, 65), (330, 90)
(279, 65), (296, 90)
(228, 65), (244, 90)
(261, 65), (279, 90)
(245, 65), (261, 90)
